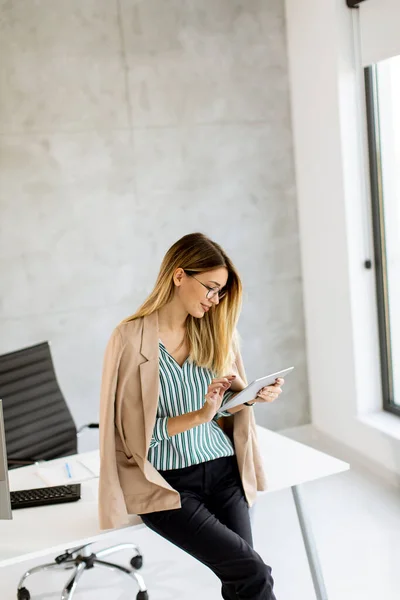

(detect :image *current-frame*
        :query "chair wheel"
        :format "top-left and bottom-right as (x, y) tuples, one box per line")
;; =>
(130, 554), (143, 569)
(17, 588), (30, 600)
(136, 592), (148, 600)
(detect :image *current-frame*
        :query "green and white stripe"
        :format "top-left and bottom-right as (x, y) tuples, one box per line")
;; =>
(147, 340), (236, 471)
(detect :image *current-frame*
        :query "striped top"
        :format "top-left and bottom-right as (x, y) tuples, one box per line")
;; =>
(147, 340), (236, 471)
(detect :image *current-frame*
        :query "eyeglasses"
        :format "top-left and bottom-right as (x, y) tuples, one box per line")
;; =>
(184, 271), (227, 300)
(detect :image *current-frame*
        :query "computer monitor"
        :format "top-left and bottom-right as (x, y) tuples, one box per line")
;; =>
(0, 399), (12, 519)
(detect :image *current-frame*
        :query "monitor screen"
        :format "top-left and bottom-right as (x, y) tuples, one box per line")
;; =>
(0, 400), (12, 519)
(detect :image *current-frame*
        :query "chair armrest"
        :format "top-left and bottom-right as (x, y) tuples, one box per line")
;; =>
(77, 423), (99, 435)
(8, 458), (36, 469)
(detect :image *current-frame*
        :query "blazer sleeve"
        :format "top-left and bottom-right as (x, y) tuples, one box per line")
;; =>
(98, 327), (129, 530)
(233, 334), (268, 492)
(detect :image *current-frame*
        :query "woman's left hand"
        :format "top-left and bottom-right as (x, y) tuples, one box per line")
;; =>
(254, 378), (285, 404)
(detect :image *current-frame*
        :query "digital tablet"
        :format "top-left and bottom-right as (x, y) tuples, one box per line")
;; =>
(221, 367), (294, 411)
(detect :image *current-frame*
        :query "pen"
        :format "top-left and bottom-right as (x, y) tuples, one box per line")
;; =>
(65, 462), (72, 479)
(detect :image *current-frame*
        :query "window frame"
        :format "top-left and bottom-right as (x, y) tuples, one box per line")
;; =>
(364, 64), (399, 417)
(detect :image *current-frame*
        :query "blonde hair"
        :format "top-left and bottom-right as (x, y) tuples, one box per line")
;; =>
(122, 233), (243, 376)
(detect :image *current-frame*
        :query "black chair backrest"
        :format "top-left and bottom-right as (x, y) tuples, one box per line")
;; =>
(0, 342), (77, 468)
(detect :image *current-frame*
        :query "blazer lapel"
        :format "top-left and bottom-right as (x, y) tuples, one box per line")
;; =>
(139, 311), (161, 454)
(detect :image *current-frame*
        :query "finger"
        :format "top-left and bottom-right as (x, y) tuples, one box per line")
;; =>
(275, 378), (285, 385)
(206, 389), (221, 401)
(211, 377), (232, 387)
(265, 385), (282, 393)
(210, 380), (231, 388)
(262, 387), (281, 396)
(257, 388), (281, 401)
(261, 391), (280, 401)
(208, 382), (229, 393)
(208, 388), (225, 398)
(258, 385), (280, 394)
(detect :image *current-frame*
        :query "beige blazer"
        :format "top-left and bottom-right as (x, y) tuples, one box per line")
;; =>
(98, 311), (267, 530)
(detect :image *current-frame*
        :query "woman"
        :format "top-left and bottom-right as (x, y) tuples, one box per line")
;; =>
(99, 232), (284, 600)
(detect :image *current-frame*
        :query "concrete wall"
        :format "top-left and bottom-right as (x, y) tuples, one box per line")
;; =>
(0, 0), (308, 445)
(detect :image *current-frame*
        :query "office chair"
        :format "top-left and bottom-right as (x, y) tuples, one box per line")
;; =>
(0, 342), (149, 600)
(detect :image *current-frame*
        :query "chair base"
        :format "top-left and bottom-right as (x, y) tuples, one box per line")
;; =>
(16, 542), (149, 600)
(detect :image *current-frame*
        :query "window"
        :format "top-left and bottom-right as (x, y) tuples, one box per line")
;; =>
(365, 56), (400, 416)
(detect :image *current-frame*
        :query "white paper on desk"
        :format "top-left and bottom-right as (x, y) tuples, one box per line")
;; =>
(76, 454), (100, 478)
(36, 459), (96, 487)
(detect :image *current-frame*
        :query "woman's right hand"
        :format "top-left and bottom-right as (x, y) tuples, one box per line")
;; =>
(199, 375), (236, 422)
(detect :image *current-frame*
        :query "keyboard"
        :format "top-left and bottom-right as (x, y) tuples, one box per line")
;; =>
(10, 484), (81, 510)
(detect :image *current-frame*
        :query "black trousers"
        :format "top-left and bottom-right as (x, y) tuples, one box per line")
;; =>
(138, 455), (276, 599)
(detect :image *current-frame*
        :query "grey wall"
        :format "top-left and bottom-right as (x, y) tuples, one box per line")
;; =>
(0, 0), (309, 445)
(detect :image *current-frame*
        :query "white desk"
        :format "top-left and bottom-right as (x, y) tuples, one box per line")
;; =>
(0, 427), (349, 599)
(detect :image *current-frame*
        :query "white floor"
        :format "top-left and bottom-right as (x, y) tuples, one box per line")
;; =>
(1, 426), (399, 600)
